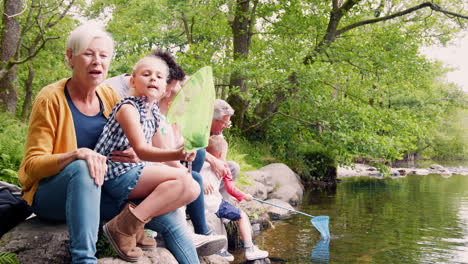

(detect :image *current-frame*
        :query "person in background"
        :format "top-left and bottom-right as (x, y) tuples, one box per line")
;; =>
(202, 135), (269, 261)
(18, 23), (120, 264)
(205, 99), (241, 193)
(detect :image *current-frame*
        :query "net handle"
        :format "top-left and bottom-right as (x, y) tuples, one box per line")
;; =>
(253, 197), (315, 218)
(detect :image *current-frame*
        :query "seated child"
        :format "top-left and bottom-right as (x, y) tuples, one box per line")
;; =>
(95, 54), (201, 262)
(201, 135), (269, 261)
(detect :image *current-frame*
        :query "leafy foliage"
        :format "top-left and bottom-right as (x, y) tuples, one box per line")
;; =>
(0, 0), (467, 182)
(95, 227), (118, 258)
(0, 113), (27, 185)
(75, 0), (468, 176)
(0, 252), (20, 264)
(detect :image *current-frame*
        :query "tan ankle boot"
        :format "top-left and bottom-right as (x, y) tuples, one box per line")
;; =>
(103, 203), (147, 262)
(136, 228), (157, 250)
(127, 203), (157, 250)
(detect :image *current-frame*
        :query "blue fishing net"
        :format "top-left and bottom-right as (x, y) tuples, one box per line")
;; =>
(311, 216), (330, 239)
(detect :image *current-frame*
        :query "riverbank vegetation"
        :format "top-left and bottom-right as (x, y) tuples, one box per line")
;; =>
(0, 1), (467, 184)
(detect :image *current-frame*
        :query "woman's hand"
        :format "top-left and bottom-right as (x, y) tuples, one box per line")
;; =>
(76, 148), (107, 186)
(109, 147), (140, 163)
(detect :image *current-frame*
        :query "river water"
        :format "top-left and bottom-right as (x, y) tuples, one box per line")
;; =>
(231, 174), (468, 263)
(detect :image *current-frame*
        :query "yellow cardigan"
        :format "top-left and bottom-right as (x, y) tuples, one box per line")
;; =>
(18, 78), (120, 205)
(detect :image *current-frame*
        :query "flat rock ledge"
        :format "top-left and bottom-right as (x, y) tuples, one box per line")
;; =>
(338, 163), (468, 178)
(0, 163), (304, 263)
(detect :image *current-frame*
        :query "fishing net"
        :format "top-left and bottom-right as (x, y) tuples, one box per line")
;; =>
(253, 197), (331, 239)
(166, 66), (216, 152)
(311, 216), (330, 239)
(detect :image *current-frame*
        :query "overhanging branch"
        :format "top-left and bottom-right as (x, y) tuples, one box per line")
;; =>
(336, 2), (468, 36)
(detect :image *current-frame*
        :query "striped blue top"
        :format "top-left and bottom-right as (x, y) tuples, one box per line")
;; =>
(94, 96), (160, 180)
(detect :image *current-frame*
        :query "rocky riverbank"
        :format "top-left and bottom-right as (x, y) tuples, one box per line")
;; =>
(338, 163), (468, 178)
(0, 163), (304, 264)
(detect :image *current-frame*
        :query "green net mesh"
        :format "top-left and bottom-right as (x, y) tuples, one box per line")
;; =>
(166, 66), (215, 152)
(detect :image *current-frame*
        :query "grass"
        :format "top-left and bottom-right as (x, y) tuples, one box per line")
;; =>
(224, 135), (276, 186)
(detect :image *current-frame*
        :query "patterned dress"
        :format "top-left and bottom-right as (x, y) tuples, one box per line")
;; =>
(94, 96), (160, 181)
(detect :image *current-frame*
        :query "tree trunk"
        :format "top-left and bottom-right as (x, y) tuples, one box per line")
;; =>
(227, 0), (255, 130)
(21, 65), (34, 119)
(0, 0), (21, 113)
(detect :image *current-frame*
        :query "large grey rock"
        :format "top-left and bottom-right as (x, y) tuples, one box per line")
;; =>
(244, 170), (273, 193)
(262, 199), (293, 220)
(259, 163), (304, 205)
(268, 185), (304, 205)
(239, 198), (267, 215)
(0, 217), (181, 264)
(205, 212), (229, 252)
(0, 217), (71, 264)
(200, 254), (230, 263)
(98, 248), (177, 264)
(242, 180), (268, 200)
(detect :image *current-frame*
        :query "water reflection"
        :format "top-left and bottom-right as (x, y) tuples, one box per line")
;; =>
(310, 238), (330, 263)
(450, 197), (468, 263)
(239, 174), (468, 264)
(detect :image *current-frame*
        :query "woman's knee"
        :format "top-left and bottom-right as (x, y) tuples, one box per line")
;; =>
(66, 160), (98, 188)
(67, 160), (90, 178)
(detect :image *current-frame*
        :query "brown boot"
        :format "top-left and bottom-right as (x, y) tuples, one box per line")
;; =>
(136, 228), (157, 250)
(103, 203), (147, 262)
(127, 203), (157, 250)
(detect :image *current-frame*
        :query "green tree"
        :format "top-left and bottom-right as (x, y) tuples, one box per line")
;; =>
(0, 0), (82, 113)
(84, 0), (468, 169)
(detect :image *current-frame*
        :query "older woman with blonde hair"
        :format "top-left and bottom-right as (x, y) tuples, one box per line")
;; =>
(18, 21), (220, 264)
(18, 23), (120, 263)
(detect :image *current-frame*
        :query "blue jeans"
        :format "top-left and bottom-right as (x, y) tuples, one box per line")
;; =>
(32, 160), (100, 264)
(101, 182), (200, 264)
(187, 171), (209, 235)
(192, 148), (206, 173)
(185, 148), (210, 234)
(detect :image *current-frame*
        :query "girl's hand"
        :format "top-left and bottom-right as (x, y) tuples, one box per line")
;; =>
(76, 148), (107, 186)
(184, 150), (197, 162)
(177, 147), (196, 162)
(109, 147), (140, 163)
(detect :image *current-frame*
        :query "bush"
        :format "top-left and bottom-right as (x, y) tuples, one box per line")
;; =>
(286, 142), (338, 184)
(0, 112), (27, 185)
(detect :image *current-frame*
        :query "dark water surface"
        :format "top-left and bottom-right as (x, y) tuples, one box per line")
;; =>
(232, 174), (468, 263)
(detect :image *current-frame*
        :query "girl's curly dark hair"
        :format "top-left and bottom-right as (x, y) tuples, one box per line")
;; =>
(150, 49), (185, 83)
